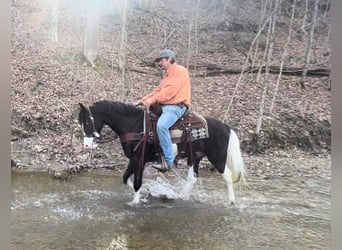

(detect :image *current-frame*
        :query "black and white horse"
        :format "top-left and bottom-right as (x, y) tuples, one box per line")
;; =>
(78, 100), (246, 205)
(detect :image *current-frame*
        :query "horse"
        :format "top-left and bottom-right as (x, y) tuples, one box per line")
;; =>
(78, 100), (247, 205)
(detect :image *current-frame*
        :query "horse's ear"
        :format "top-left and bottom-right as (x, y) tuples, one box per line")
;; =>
(79, 103), (86, 111)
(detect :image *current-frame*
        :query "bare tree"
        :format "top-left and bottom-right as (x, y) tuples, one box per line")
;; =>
(256, 16), (272, 83)
(186, 0), (200, 70)
(251, 0), (270, 73)
(322, 0), (331, 22)
(270, 0), (297, 114)
(186, 8), (193, 70)
(255, 0), (280, 134)
(299, 0), (319, 88)
(224, 14), (273, 119)
(48, 0), (59, 42)
(301, 0), (309, 35)
(193, 0), (200, 73)
(118, 0), (128, 101)
(83, 2), (100, 68)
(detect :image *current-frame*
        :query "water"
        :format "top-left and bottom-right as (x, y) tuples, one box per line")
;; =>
(11, 169), (331, 249)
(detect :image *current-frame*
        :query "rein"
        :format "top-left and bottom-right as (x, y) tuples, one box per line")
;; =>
(86, 106), (100, 138)
(138, 111), (149, 169)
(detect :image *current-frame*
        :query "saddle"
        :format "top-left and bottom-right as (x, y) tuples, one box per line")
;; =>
(147, 104), (209, 145)
(119, 104), (209, 148)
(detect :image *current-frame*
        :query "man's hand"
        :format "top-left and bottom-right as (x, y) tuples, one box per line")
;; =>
(134, 99), (151, 110)
(133, 100), (143, 106)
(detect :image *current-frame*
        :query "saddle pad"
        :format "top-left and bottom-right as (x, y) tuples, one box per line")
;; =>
(170, 127), (209, 144)
(148, 110), (209, 144)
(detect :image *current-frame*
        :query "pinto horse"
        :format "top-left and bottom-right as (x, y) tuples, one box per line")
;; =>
(78, 100), (246, 205)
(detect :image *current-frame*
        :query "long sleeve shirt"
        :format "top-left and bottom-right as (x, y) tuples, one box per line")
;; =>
(142, 63), (191, 107)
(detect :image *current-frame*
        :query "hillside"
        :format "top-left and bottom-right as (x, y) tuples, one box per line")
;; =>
(11, 0), (331, 175)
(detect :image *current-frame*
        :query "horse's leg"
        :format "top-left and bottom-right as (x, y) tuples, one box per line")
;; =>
(131, 187), (141, 204)
(222, 165), (235, 205)
(129, 159), (145, 205)
(123, 160), (141, 206)
(206, 154), (235, 205)
(126, 177), (142, 205)
(130, 178), (142, 204)
(209, 159), (235, 205)
(222, 128), (247, 205)
(123, 160), (134, 190)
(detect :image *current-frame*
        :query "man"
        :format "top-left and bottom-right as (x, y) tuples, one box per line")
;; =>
(134, 49), (191, 169)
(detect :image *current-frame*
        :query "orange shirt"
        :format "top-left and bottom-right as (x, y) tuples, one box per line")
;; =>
(142, 63), (191, 107)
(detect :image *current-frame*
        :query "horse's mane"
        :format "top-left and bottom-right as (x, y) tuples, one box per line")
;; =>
(92, 100), (142, 116)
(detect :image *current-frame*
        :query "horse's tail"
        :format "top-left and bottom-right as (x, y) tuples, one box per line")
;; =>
(227, 128), (247, 185)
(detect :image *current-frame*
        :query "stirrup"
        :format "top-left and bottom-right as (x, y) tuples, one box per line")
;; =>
(152, 165), (170, 173)
(152, 155), (174, 173)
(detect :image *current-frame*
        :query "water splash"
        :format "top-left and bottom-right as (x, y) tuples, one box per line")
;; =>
(140, 167), (216, 202)
(141, 174), (181, 200)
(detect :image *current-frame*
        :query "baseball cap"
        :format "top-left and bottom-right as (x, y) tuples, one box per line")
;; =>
(154, 49), (175, 62)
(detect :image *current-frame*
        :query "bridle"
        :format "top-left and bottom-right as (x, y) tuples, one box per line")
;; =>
(82, 104), (146, 145)
(83, 104), (146, 139)
(83, 106), (100, 138)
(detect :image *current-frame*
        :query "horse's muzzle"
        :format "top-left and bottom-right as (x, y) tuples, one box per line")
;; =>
(83, 137), (98, 149)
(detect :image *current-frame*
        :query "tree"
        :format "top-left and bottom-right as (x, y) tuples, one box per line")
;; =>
(118, 0), (128, 101)
(48, 0), (59, 42)
(270, 0), (297, 114)
(301, 0), (309, 35)
(255, 0), (280, 134)
(186, 0), (200, 70)
(83, 1), (100, 68)
(299, 0), (319, 88)
(223, 14), (273, 120)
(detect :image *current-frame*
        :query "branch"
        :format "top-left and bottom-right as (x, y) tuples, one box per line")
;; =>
(193, 65), (330, 77)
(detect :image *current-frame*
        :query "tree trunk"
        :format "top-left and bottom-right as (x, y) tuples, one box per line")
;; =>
(193, 0), (200, 74)
(323, 0), (330, 22)
(270, 0), (297, 114)
(223, 14), (273, 120)
(256, 18), (272, 83)
(119, 1), (128, 101)
(49, 0), (59, 42)
(299, 0), (319, 88)
(256, 0), (280, 134)
(251, 0), (270, 72)
(186, 9), (193, 70)
(301, 0), (308, 35)
(83, 2), (100, 68)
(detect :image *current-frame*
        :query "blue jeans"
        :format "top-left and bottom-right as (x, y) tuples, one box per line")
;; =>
(157, 104), (187, 166)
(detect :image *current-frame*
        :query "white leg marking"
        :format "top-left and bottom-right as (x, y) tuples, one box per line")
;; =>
(222, 165), (235, 205)
(132, 189), (141, 204)
(127, 178), (134, 190)
(126, 178), (141, 205)
(126, 188), (141, 206)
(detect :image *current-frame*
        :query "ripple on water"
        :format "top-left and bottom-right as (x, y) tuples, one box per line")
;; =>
(11, 171), (331, 250)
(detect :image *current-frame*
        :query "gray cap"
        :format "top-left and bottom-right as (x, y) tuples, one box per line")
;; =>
(154, 49), (175, 62)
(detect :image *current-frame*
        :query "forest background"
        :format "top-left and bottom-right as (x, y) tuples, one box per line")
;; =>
(11, 0), (331, 177)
